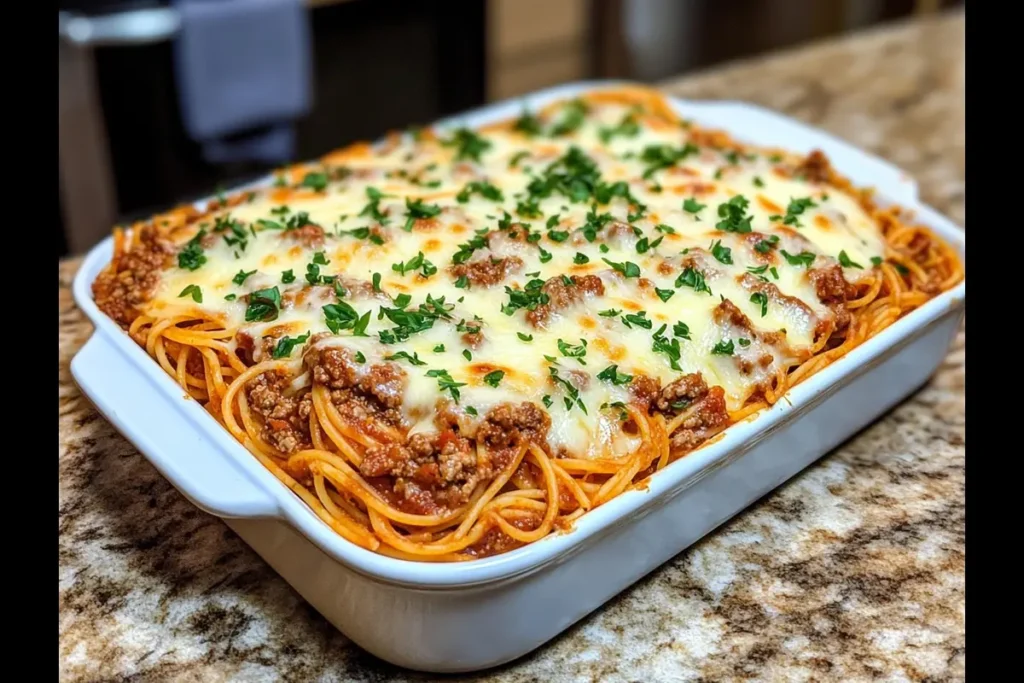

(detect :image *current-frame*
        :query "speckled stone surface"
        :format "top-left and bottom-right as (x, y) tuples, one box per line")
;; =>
(59, 11), (965, 682)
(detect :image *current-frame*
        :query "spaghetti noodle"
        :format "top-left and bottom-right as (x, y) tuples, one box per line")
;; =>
(92, 86), (963, 560)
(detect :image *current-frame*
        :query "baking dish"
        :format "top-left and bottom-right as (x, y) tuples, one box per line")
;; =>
(70, 81), (966, 673)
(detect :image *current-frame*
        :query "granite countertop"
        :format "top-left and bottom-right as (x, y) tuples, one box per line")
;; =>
(59, 11), (965, 682)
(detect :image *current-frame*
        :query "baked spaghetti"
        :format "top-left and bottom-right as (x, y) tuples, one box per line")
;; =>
(92, 86), (963, 561)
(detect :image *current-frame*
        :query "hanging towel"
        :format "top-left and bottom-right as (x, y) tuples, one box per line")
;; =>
(172, 0), (313, 165)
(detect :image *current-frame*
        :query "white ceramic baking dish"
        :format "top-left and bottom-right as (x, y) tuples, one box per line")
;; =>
(70, 81), (966, 673)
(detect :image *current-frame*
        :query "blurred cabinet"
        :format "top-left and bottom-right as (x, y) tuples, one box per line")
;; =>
(486, 0), (590, 100)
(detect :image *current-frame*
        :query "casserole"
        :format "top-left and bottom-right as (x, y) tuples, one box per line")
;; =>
(71, 81), (965, 672)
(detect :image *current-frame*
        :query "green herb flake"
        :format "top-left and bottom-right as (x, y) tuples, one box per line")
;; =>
(178, 284), (202, 303)
(750, 292), (768, 317)
(710, 240), (733, 265)
(272, 331), (311, 359)
(597, 364), (633, 386)
(838, 250), (864, 269)
(602, 258), (641, 278)
(712, 339), (735, 356)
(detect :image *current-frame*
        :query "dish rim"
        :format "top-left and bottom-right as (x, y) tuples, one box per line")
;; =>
(69, 80), (966, 589)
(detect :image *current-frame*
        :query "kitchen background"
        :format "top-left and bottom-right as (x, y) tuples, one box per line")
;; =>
(57, 0), (964, 258)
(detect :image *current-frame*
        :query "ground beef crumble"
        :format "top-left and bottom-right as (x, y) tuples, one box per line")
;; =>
(526, 274), (604, 327)
(303, 345), (407, 431)
(283, 223), (326, 248)
(245, 370), (313, 454)
(808, 264), (857, 333)
(631, 371), (730, 454)
(358, 402), (550, 516)
(93, 230), (175, 325)
(449, 255), (524, 287)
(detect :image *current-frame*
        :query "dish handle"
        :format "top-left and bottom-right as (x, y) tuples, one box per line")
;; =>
(70, 333), (282, 520)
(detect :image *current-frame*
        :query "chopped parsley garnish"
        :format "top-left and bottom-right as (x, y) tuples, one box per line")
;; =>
(245, 287), (282, 322)
(224, 293), (237, 301)
(509, 150), (531, 168)
(391, 251), (437, 278)
(548, 365), (588, 414)
(780, 249), (816, 268)
(597, 364), (632, 386)
(178, 284), (202, 303)
(656, 287), (675, 302)
(754, 235), (780, 253)
(773, 197), (818, 227)
(538, 247), (553, 263)
(285, 211), (312, 231)
(750, 292), (768, 317)
(354, 351), (367, 363)
(514, 110), (543, 136)
(377, 297), (452, 344)
(542, 395), (554, 408)
(710, 240), (733, 265)
(639, 143), (698, 179)
(711, 339), (735, 355)
(672, 321), (691, 340)
(385, 351), (427, 366)
(403, 198), (442, 231)
(651, 324), (682, 370)
(636, 235), (663, 254)
(457, 181), (504, 203)
(359, 187), (391, 226)
(300, 172), (328, 192)
(557, 338), (588, 364)
(426, 368), (467, 403)
(443, 128), (492, 162)
(547, 229), (570, 242)
(178, 230), (207, 271)
(599, 308), (621, 317)
(715, 195), (753, 233)
(622, 311), (653, 330)
(871, 256), (884, 267)
(753, 176), (765, 188)
(501, 279), (549, 316)
(452, 229), (489, 265)
(341, 226), (385, 245)
(549, 99), (588, 137)
(323, 300), (370, 335)
(599, 113), (640, 144)
(271, 331), (310, 359)
(738, 338), (751, 347)
(573, 252), (590, 264)
(434, 344), (445, 353)
(683, 198), (706, 216)
(462, 349), (472, 361)
(465, 406), (478, 416)
(455, 275), (470, 289)
(655, 223), (677, 234)
(256, 218), (283, 231)
(483, 370), (505, 388)
(517, 332), (533, 342)
(838, 250), (864, 269)
(232, 269), (256, 285)
(602, 258), (641, 278)
(675, 266), (712, 295)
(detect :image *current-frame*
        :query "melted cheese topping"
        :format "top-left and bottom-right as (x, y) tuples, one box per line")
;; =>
(147, 96), (886, 459)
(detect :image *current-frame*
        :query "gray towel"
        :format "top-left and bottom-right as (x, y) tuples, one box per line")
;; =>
(172, 0), (313, 165)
